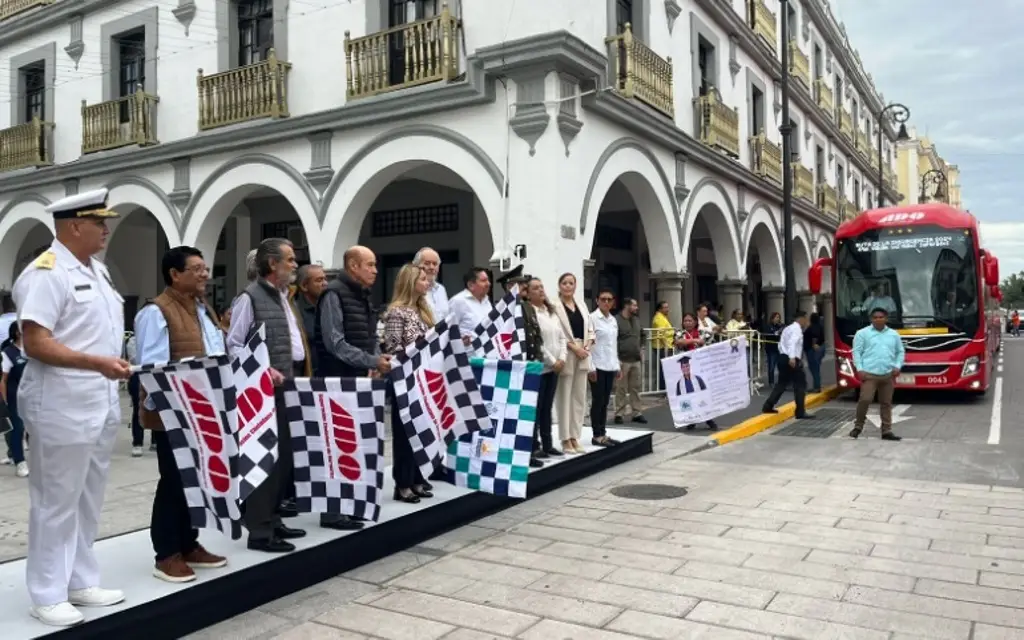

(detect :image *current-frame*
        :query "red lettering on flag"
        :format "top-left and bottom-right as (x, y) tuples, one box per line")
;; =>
(496, 332), (513, 358)
(180, 379), (231, 493)
(237, 370), (275, 446)
(328, 399), (362, 481)
(422, 369), (456, 430)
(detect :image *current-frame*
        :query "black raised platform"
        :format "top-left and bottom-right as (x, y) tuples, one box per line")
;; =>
(1, 427), (652, 639)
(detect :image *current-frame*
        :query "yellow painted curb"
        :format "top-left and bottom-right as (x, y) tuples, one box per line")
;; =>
(709, 385), (844, 446)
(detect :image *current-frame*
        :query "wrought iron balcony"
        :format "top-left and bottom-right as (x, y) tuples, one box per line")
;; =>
(788, 39), (810, 91)
(0, 117), (53, 172)
(856, 129), (871, 158)
(0, 0), (52, 21)
(838, 108), (853, 141)
(814, 78), (833, 119)
(81, 89), (159, 154)
(197, 49), (290, 131)
(747, 0), (777, 53)
(839, 196), (855, 221)
(345, 2), (460, 100)
(791, 161), (814, 203)
(607, 23), (674, 117)
(750, 132), (782, 186)
(695, 88), (739, 158)
(817, 183), (839, 220)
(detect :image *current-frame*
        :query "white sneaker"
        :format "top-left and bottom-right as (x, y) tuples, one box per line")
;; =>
(67, 586), (125, 607)
(0, 456), (11, 465)
(131, 446), (143, 457)
(30, 602), (85, 627)
(15, 461), (28, 477)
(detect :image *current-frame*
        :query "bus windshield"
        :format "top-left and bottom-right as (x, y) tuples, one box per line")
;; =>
(834, 225), (980, 342)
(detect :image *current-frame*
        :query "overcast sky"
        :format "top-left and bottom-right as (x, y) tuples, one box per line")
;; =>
(835, 0), (1024, 277)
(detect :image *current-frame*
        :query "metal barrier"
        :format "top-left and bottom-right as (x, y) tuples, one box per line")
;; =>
(639, 328), (769, 397)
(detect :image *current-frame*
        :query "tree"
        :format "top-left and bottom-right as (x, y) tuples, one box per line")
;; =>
(1001, 272), (1024, 309)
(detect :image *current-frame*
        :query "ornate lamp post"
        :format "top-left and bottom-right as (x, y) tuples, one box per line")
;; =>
(779, 0), (796, 320)
(876, 102), (911, 208)
(920, 169), (949, 203)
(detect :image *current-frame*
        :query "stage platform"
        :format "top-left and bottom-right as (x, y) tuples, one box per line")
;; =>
(0, 427), (652, 639)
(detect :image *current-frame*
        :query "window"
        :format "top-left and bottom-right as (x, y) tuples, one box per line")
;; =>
(22, 62), (45, 123)
(387, 0), (439, 87)
(815, 145), (825, 185)
(751, 85), (765, 136)
(836, 163), (846, 197)
(813, 44), (822, 80)
(615, 0), (633, 33)
(851, 98), (859, 125)
(853, 178), (861, 209)
(787, 6), (797, 39)
(834, 75), (843, 108)
(788, 119), (800, 159)
(117, 31), (145, 122)
(238, 0), (273, 67)
(697, 39), (715, 95)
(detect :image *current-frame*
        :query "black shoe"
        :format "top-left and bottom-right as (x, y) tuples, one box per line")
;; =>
(412, 485), (434, 498)
(420, 481), (434, 491)
(274, 525), (307, 539)
(685, 424), (696, 431)
(614, 416), (624, 424)
(795, 414), (816, 420)
(248, 537), (295, 553)
(762, 407), (779, 414)
(849, 427), (862, 439)
(542, 446), (564, 457)
(706, 421), (719, 431)
(321, 515), (365, 530)
(881, 431), (902, 441)
(393, 488), (421, 504)
(632, 415), (648, 425)
(278, 500), (298, 518)
(529, 456), (544, 468)
(535, 449), (550, 459)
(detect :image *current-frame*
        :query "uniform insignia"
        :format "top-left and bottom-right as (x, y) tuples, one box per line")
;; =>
(33, 251), (56, 270)
(75, 284), (92, 291)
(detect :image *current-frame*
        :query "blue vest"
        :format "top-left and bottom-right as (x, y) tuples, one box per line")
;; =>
(2, 342), (26, 404)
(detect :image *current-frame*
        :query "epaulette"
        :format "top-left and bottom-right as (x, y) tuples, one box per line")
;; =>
(33, 251), (56, 270)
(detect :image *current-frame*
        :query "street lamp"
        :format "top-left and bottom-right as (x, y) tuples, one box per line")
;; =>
(779, 0), (796, 320)
(876, 102), (911, 208)
(920, 169), (949, 203)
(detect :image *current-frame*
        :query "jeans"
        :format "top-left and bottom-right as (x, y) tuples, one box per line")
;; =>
(765, 350), (779, 386)
(128, 373), (145, 447)
(4, 395), (25, 465)
(805, 346), (824, 391)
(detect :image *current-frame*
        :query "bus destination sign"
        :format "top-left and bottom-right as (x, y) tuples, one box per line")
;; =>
(854, 235), (957, 253)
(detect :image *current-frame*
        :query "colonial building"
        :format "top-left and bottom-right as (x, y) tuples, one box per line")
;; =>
(0, 0), (902, 328)
(897, 128), (962, 209)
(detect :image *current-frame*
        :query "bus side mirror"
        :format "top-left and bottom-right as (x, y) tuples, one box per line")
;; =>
(809, 257), (833, 295)
(991, 285), (1002, 302)
(985, 256), (1000, 286)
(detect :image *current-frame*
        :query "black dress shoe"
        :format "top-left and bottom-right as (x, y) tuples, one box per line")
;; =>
(632, 415), (648, 424)
(614, 416), (624, 424)
(278, 500), (298, 518)
(542, 446), (564, 457)
(393, 489), (421, 504)
(412, 485), (434, 498)
(420, 481), (434, 491)
(529, 456), (544, 468)
(248, 537), (295, 553)
(795, 414), (816, 420)
(274, 525), (307, 539)
(881, 431), (902, 441)
(762, 407), (779, 414)
(534, 449), (550, 459)
(321, 515), (364, 530)
(849, 427), (863, 439)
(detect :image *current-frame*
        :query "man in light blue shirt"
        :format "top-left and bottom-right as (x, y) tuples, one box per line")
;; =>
(850, 307), (905, 441)
(414, 247), (449, 322)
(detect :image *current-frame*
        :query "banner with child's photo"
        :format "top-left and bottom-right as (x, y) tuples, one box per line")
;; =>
(662, 337), (750, 427)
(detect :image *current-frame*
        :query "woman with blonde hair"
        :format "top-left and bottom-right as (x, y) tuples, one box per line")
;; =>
(382, 264), (435, 503)
(552, 272), (594, 454)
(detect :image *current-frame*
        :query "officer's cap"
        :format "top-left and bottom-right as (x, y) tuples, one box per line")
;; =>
(496, 264), (525, 287)
(46, 188), (119, 221)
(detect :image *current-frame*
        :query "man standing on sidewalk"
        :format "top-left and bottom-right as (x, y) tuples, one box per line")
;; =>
(762, 311), (814, 420)
(613, 298), (646, 425)
(849, 308), (904, 441)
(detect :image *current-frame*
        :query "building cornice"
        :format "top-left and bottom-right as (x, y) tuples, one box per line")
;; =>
(0, 0), (122, 46)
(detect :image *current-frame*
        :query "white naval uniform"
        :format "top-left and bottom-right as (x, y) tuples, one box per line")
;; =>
(13, 240), (124, 608)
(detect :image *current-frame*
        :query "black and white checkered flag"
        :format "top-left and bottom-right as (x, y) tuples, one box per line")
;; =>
(137, 355), (243, 540)
(470, 291), (526, 359)
(283, 377), (387, 521)
(391, 320), (490, 478)
(231, 324), (278, 501)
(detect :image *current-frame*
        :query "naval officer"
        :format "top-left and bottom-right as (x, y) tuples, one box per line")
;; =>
(13, 188), (132, 627)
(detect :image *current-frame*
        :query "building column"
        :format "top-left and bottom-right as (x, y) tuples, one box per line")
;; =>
(651, 271), (686, 327)
(717, 279), (747, 318)
(798, 290), (817, 315)
(820, 292), (835, 350)
(233, 211), (252, 294)
(764, 286), (784, 320)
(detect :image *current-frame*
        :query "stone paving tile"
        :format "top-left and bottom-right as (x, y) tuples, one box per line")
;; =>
(527, 572), (698, 618)
(184, 609), (293, 639)
(685, 600), (889, 640)
(271, 623), (372, 639)
(804, 549), (979, 583)
(565, 496), (667, 516)
(940, 509), (1024, 529)
(721, 525), (873, 555)
(989, 534), (1024, 549)
(974, 623), (1024, 640)
(853, 493), (989, 515)
(980, 572), (1024, 590)
(259, 576), (383, 621)
(366, 590), (538, 636)
(844, 585), (1024, 629)
(808, 496), (944, 520)
(604, 609), (771, 639)
(741, 554), (917, 592)
(929, 538), (1024, 562)
(914, 578), (1024, 608)
(603, 566), (776, 609)
(517, 619), (644, 640)
(424, 557), (547, 588)
(417, 525), (497, 553)
(835, 515), (989, 544)
(508, 522), (613, 545)
(462, 543), (616, 580)
(708, 502), (842, 527)
(651, 506), (786, 531)
(536, 514), (672, 540)
(442, 629), (513, 640)
(608, 535), (752, 566)
(672, 560), (848, 600)
(314, 603), (453, 640)
(451, 581), (622, 627)
(479, 533), (553, 553)
(387, 568), (478, 597)
(539, 540), (683, 573)
(990, 506), (1024, 517)
(599, 510), (730, 537)
(870, 543), (1024, 576)
(662, 530), (812, 559)
(342, 551), (440, 585)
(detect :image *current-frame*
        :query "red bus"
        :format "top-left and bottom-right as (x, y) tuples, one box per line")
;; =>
(809, 203), (1002, 394)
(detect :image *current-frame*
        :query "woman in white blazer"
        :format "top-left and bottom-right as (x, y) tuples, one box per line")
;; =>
(553, 273), (594, 454)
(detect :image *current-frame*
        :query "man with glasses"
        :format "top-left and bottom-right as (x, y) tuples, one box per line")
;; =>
(849, 307), (904, 441)
(588, 289), (621, 447)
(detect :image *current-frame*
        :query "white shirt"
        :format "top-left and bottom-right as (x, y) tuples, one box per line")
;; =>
(778, 322), (805, 360)
(1, 350), (13, 374)
(0, 312), (15, 343)
(448, 289), (492, 339)
(589, 310), (620, 372)
(226, 286), (305, 362)
(534, 303), (567, 370)
(426, 280), (449, 322)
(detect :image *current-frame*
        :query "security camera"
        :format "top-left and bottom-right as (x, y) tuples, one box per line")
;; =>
(513, 244), (527, 260)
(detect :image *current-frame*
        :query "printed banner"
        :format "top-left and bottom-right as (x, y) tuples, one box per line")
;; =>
(231, 324), (278, 501)
(470, 291), (526, 359)
(663, 336), (750, 427)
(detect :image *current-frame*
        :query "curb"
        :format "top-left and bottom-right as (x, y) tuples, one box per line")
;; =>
(706, 385), (844, 447)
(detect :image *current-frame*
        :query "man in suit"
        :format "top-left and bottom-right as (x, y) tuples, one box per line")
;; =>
(674, 356), (706, 396)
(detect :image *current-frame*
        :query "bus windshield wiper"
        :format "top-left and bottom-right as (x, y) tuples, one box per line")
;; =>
(901, 315), (963, 333)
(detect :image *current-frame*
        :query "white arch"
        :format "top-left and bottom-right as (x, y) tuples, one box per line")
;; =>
(0, 202), (54, 290)
(814, 233), (833, 259)
(581, 146), (681, 273)
(742, 207), (784, 287)
(182, 160), (322, 264)
(681, 181), (741, 279)
(320, 135), (504, 268)
(105, 181), (181, 247)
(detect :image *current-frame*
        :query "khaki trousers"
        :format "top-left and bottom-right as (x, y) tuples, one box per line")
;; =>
(556, 353), (588, 442)
(855, 372), (895, 432)
(614, 360), (643, 417)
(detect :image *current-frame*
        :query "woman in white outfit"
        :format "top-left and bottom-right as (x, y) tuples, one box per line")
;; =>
(553, 273), (594, 454)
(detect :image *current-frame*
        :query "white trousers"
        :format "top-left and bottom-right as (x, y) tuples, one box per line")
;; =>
(556, 364), (588, 442)
(25, 408), (118, 607)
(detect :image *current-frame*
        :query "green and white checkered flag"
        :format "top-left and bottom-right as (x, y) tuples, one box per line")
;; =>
(445, 358), (542, 498)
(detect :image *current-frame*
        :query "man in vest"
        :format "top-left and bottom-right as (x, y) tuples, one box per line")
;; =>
(314, 245), (392, 530)
(134, 246), (230, 582)
(291, 264), (327, 372)
(226, 238), (308, 552)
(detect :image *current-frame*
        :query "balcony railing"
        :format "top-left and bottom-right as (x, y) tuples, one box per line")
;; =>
(838, 108), (853, 141)
(607, 23), (674, 117)
(814, 78), (833, 118)
(884, 165), (897, 190)
(840, 196), (856, 222)
(345, 2), (460, 100)
(197, 49), (290, 131)
(0, 117), (53, 172)
(817, 183), (839, 220)
(747, 0), (777, 53)
(791, 162), (814, 203)
(81, 88), (159, 154)
(788, 39), (810, 90)
(0, 0), (52, 21)
(856, 129), (870, 158)
(750, 132), (782, 185)
(695, 88), (739, 158)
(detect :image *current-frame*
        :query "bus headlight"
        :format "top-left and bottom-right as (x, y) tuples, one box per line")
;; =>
(838, 357), (854, 376)
(961, 357), (980, 377)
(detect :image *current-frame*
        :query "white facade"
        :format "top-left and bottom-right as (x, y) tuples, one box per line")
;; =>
(0, 0), (904, 326)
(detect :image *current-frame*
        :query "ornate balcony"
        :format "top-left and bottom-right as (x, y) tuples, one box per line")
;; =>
(817, 183), (839, 220)
(695, 88), (739, 158)
(788, 39), (810, 91)
(838, 108), (853, 141)
(81, 89), (159, 154)
(747, 0), (777, 53)
(345, 2), (460, 100)
(0, 0), (52, 21)
(197, 49), (290, 131)
(750, 132), (782, 185)
(814, 78), (833, 119)
(884, 165), (897, 190)
(0, 117), (53, 172)
(856, 129), (871, 158)
(791, 161), (814, 203)
(840, 196), (856, 221)
(607, 23), (674, 117)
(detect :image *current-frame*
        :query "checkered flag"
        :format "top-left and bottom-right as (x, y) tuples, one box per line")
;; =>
(470, 292), (525, 359)
(283, 377), (388, 521)
(446, 359), (541, 498)
(231, 324), (278, 501)
(137, 355), (243, 539)
(391, 320), (491, 478)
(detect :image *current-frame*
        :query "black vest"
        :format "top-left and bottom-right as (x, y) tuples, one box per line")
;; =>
(2, 342), (26, 403)
(520, 296), (544, 363)
(244, 279), (296, 377)
(314, 273), (376, 377)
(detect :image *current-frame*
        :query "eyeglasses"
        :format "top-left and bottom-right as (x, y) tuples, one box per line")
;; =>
(185, 265), (210, 275)
(598, 297), (614, 302)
